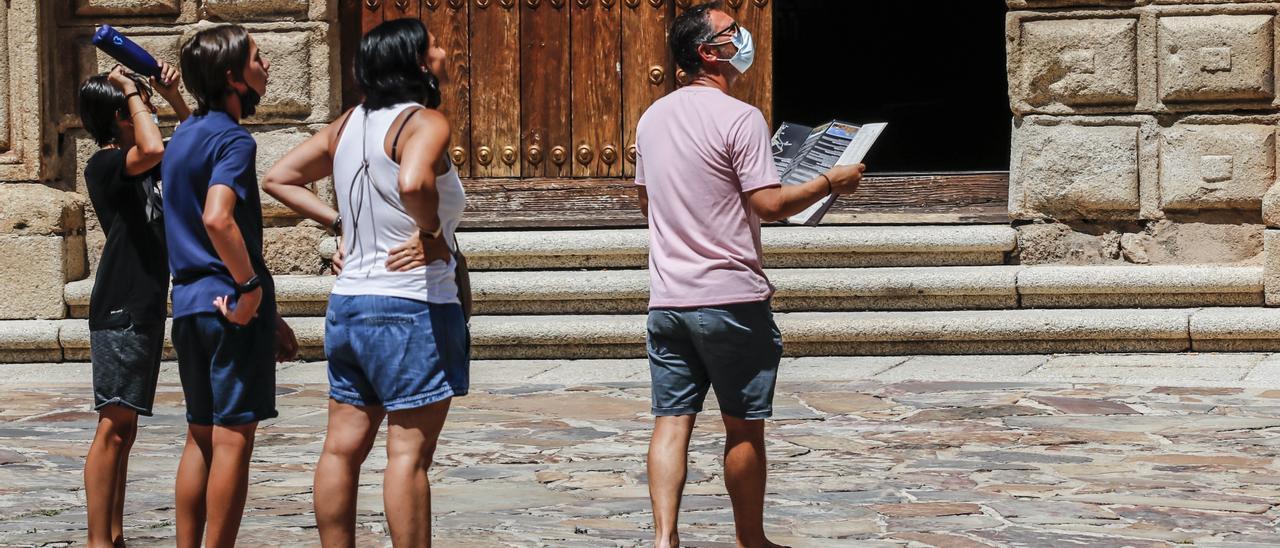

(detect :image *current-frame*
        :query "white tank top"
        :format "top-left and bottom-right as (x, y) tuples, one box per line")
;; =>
(330, 102), (466, 304)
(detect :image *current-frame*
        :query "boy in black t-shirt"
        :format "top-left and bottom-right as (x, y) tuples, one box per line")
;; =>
(78, 62), (189, 548)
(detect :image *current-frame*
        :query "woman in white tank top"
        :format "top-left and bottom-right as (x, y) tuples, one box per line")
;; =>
(262, 18), (466, 546)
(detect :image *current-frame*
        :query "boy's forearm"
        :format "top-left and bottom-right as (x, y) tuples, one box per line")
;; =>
(205, 214), (257, 283)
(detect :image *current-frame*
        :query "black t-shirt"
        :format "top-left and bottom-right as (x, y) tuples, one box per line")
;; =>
(85, 148), (170, 329)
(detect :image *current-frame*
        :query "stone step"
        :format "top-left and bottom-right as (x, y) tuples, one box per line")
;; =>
(64, 265), (1264, 317)
(449, 224), (1017, 270)
(14, 307), (1280, 363)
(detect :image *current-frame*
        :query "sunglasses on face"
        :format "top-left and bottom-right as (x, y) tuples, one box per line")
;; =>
(702, 22), (739, 45)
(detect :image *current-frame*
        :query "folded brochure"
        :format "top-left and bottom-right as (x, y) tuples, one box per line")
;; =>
(771, 120), (886, 226)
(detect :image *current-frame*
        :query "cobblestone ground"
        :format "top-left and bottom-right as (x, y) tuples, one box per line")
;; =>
(3, 358), (1280, 547)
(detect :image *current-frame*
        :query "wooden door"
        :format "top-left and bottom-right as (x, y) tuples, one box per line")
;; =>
(341, 0), (774, 183)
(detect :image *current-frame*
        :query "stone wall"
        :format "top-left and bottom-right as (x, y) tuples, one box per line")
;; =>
(1007, 0), (1277, 268)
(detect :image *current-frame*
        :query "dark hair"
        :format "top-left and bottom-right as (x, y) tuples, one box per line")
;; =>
(356, 18), (441, 111)
(78, 72), (152, 147)
(180, 24), (251, 116)
(670, 1), (722, 76)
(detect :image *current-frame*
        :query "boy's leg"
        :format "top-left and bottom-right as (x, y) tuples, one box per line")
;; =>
(315, 400), (385, 548)
(649, 414), (696, 548)
(84, 405), (138, 548)
(111, 418), (138, 546)
(203, 422), (258, 548)
(383, 399), (451, 547)
(175, 424), (212, 548)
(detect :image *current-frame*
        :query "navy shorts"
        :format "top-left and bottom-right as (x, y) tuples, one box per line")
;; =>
(646, 299), (783, 420)
(325, 294), (469, 412)
(172, 312), (279, 426)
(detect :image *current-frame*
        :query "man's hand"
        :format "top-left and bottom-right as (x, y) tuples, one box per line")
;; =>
(274, 316), (298, 363)
(106, 65), (138, 95)
(385, 232), (451, 272)
(213, 287), (261, 326)
(825, 163), (866, 195)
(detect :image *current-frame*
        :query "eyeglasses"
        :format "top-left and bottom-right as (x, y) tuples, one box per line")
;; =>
(702, 22), (738, 45)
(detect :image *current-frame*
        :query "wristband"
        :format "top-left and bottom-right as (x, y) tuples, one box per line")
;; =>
(124, 91), (142, 100)
(820, 173), (834, 196)
(235, 275), (262, 295)
(330, 214), (342, 235)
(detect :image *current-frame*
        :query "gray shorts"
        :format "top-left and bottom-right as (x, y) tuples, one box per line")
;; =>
(646, 300), (783, 420)
(90, 322), (165, 416)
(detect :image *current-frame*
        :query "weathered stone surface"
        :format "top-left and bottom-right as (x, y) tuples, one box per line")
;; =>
(0, 236), (80, 321)
(1158, 15), (1275, 104)
(1192, 307), (1280, 351)
(0, 320), (61, 362)
(1016, 221), (1263, 266)
(74, 0), (180, 17)
(1012, 16), (1139, 111)
(203, 0), (308, 19)
(1018, 265), (1263, 308)
(263, 225), (325, 275)
(252, 125), (321, 218)
(1158, 124), (1275, 211)
(0, 184), (85, 236)
(1011, 120), (1146, 220)
(875, 355), (1047, 382)
(1, 0), (45, 182)
(1266, 229), (1280, 305)
(460, 225), (1017, 271)
(1030, 395), (1140, 415)
(252, 30), (318, 119)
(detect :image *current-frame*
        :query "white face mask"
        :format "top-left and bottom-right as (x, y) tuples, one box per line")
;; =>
(713, 26), (755, 75)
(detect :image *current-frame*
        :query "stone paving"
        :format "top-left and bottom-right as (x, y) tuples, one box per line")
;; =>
(2, 356), (1280, 546)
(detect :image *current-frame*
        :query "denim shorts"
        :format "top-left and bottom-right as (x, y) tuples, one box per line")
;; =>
(325, 294), (469, 412)
(646, 299), (783, 420)
(173, 312), (279, 426)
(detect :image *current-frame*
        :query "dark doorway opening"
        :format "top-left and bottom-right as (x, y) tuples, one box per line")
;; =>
(774, 0), (1011, 174)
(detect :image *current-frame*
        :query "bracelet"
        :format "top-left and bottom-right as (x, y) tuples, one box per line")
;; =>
(820, 173), (834, 196)
(130, 110), (152, 119)
(124, 91), (142, 100)
(329, 214), (342, 235)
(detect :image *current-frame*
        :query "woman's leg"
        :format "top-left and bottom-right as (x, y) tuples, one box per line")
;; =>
(383, 399), (452, 547)
(314, 400), (385, 548)
(84, 405), (138, 548)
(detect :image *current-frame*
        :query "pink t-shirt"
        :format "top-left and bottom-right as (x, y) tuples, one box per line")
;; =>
(635, 86), (781, 309)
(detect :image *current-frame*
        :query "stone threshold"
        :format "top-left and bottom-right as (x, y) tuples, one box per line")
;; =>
(65, 265), (1265, 317)
(14, 307), (1280, 363)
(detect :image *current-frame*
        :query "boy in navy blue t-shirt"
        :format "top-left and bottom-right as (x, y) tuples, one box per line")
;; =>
(162, 24), (297, 547)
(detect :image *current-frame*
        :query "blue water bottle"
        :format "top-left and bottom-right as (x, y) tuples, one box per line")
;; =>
(91, 25), (161, 78)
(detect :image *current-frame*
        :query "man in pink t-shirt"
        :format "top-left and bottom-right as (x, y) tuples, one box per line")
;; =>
(635, 3), (865, 547)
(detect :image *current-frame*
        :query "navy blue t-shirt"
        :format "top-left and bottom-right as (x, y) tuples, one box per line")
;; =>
(161, 111), (275, 320)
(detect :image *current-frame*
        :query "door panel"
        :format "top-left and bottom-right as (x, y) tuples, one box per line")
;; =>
(622, 0), (674, 177)
(521, 0), (572, 177)
(422, 0), (472, 177)
(570, 0), (624, 178)
(469, 0), (521, 177)
(348, 0), (772, 180)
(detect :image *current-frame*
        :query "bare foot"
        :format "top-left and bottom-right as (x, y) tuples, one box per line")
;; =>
(655, 532), (680, 548)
